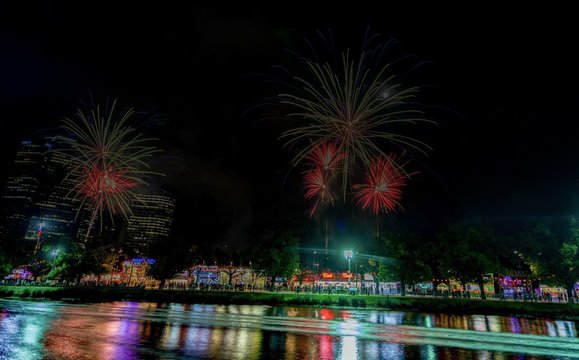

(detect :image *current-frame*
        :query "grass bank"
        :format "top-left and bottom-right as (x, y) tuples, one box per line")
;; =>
(1, 286), (578, 319)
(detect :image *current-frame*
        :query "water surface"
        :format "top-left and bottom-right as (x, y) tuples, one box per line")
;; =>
(0, 299), (578, 359)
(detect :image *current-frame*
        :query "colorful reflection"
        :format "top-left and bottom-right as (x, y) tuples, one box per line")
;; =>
(0, 299), (578, 359)
(0, 301), (55, 359)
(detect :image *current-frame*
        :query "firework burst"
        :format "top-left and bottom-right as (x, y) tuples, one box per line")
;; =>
(305, 142), (345, 171)
(55, 99), (161, 242)
(354, 155), (413, 215)
(303, 167), (334, 217)
(278, 34), (434, 198)
(302, 142), (344, 216)
(80, 166), (137, 211)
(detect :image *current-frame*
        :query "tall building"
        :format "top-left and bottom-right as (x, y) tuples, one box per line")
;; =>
(73, 202), (120, 246)
(0, 141), (46, 242)
(0, 138), (173, 255)
(23, 182), (79, 245)
(0, 140), (81, 254)
(24, 147), (79, 246)
(124, 191), (175, 254)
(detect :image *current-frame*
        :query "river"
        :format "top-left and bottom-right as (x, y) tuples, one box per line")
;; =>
(0, 298), (578, 359)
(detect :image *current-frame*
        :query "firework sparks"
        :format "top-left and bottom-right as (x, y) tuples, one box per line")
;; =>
(302, 142), (344, 217)
(55, 99), (160, 242)
(278, 37), (434, 198)
(305, 142), (345, 171)
(80, 166), (137, 211)
(303, 167), (335, 217)
(354, 156), (412, 215)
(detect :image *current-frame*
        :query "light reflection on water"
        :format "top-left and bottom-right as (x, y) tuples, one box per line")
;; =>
(0, 299), (578, 359)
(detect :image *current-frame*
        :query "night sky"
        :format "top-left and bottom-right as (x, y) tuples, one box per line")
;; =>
(1, 4), (578, 249)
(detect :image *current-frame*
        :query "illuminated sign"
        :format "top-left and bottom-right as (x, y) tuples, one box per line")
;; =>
(304, 275), (318, 282)
(132, 258), (156, 265)
(195, 266), (220, 273)
(340, 272), (351, 280)
(321, 272), (335, 280)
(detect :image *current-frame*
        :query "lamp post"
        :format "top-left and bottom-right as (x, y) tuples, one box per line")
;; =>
(249, 261), (254, 288)
(49, 249), (60, 281)
(313, 250), (317, 268)
(344, 250), (353, 284)
(51, 249), (60, 262)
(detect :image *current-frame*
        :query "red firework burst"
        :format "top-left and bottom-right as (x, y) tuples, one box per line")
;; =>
(80, 166), (137, 212)
(304, 167), (334, 217)
(354, 156), (412, 215)
(305, 142), (345, 171)
(56, 99), (161, 243)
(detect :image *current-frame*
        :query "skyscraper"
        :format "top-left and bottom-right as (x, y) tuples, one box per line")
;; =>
(0, 140), (81, 254)
(24, 143), (80, 249)
(1, 138), (174, 256)
(123, 191), (175, 254)
(0, 141), (46, 243)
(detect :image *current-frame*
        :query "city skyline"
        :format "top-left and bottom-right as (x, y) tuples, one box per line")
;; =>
(1, 4), (579, 250)
(0, 138), (176, 256)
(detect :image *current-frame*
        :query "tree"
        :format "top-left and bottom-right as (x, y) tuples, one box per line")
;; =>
(46, 241), (109, 283)
(251, 229), (300, 280)
(0, 234), (28, 278)
(545, 217), (579, 301)
(146, 230), (197, 289)
(0, 253), (11, 277)
(220, 263), (244, 287)
(366, 257), (382, 294)
(46, 250), (81, 283)
(517, 220), (556, 274)
(248, 260), (266, 288)
(376, 230), (432, 296)
(521, 217), (579, 301)
(435, 221), (500, 299)
(47, 236), (118, 283)
(0, 248), (17, 278)
(294, 268), (311, 286)
(560, 236), (579, 301)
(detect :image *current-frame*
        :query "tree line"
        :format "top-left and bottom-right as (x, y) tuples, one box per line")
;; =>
(1, 217), (578, 298)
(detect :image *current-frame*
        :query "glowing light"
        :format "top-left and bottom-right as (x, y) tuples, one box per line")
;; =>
(319, 334), (334, 360)
(379, 343), (404, 359)
(487, 316), (502, 333)
(425, 315), (433, 329)
(339, 336), (358, 360)
(337, 321), (360, 337)
(208, 328), (225, 356)
(184, 327), (211, 355)
(160, 323), (181, 350)
(22, 322), (43, 346)
(420, 344), (437, 360)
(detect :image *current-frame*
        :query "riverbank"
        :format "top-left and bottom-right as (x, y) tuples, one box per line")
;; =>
(1, 286), (578, 319)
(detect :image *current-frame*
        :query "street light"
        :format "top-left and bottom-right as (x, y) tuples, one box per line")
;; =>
(51, 249), (60, 262)
(344, 250), (353, 284)
(313, 250), (317, 267)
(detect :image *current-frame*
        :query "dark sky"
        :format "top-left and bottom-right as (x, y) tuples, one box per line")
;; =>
(1, 4), (578, 249)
